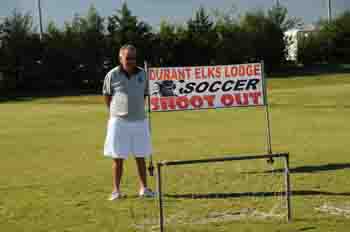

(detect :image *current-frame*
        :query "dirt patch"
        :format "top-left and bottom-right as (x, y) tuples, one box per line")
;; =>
(134, 207), (285, 231)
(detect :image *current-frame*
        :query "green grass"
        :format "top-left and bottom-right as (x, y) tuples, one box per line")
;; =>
(1, 73), (350, 232)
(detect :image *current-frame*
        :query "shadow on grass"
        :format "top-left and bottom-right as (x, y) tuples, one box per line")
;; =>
(246, 163), (350, 175)
(298, 227), (317, 232)
(165, 190), (350, 199)
(0, 89), (99, 103)
(0, 96), (36, 103)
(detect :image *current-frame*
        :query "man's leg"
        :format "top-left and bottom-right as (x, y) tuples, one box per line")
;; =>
(135, 157), (147, 192)
(112, 158), (124, 193)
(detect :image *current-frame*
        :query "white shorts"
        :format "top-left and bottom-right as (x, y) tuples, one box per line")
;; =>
(104, 117), (152, 159)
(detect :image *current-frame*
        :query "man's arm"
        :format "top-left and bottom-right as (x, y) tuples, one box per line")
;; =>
(104, 95), (112, 110)
(144, 71), (150, 104)
(102, 71), (112, 111)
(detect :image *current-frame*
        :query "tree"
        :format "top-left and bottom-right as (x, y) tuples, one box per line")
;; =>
(241, 10), (286, 71)
(41, 20), (78, 89)
(0, 9), (41, 91)
(76, 5), (106, 88)
(155, 20), (177, 66)
(43, 5), (106, 89)
(267, 2), (303, 32)
(184, 6), (217, 65)
(211, 4), (237, 27)
(297, 33), (327, 65)
(213, 6), (248, 65)
(107, 2), (152, 66)
(322, 11), (350, 63)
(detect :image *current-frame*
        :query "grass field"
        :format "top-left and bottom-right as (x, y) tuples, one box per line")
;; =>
(1, 73), (350, 232)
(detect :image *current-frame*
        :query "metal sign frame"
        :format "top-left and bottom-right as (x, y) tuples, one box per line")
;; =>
(143, 61), (291, 232)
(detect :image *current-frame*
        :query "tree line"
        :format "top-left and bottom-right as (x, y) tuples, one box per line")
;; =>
(0, 2), (349, 94)
(297, 11), (350, 65)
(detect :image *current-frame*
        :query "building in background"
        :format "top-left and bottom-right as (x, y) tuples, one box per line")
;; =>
(284, 25), (319, 62)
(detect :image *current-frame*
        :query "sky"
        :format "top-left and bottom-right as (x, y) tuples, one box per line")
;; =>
(1, 0), (350, 30)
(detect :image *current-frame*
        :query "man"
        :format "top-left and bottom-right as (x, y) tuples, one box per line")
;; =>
(103, 44), (155, 200)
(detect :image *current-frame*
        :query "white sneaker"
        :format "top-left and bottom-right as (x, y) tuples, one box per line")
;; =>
(108, 191), (122, 201)
(139, 188), (156, 198)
